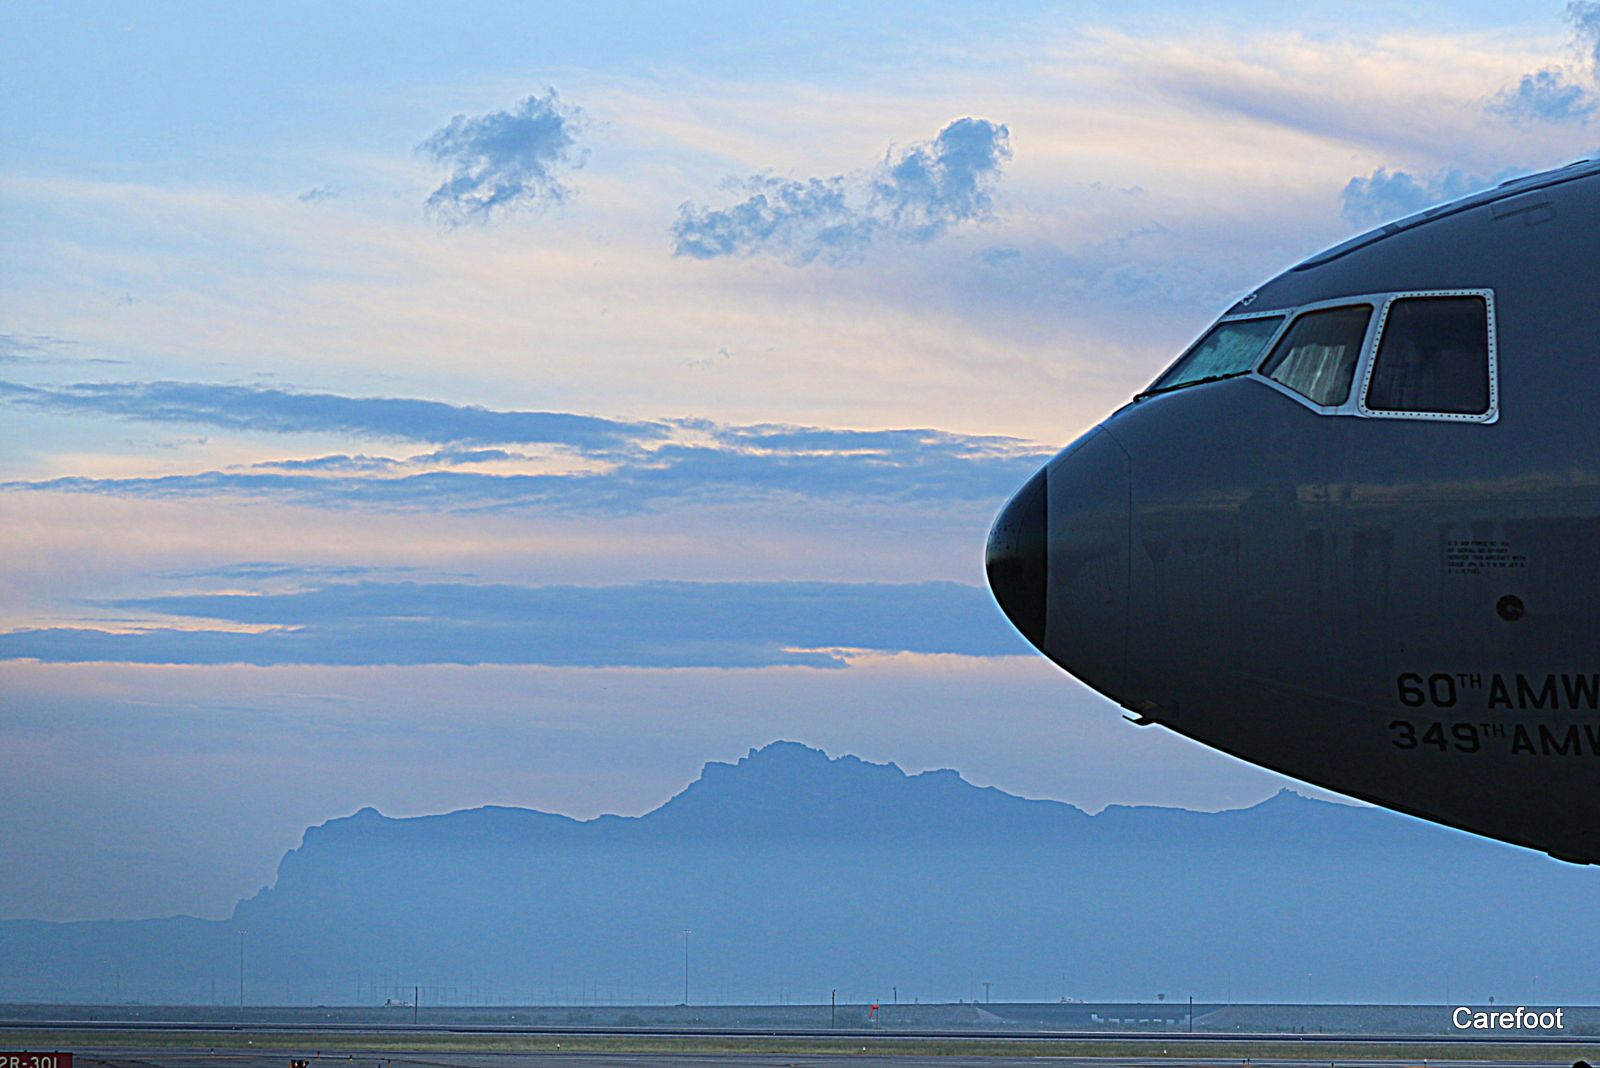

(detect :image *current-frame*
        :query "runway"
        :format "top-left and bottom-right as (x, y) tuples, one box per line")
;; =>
(11, 1016), (1594, 1068)
(2, 1021), (1592, 1045)
(54, 1049), (1598, 1068)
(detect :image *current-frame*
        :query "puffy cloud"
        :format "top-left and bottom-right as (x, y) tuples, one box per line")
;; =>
(1338, 166), (1494, 228)
(872, 118), (1015, 240)
(420, 90), (586, 225)
(672, 117), (1011, 266)
(1335, 157), (1592, 228)
(1489, 3), (1600, 124)
(1573, 0), (1600, 67)
(1490, 68), (1596, 124)
(672, 175), (871, 265)
(0, 579), (1026, 668)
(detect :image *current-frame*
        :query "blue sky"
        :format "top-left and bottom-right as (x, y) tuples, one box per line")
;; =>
(2, 0), (1597, 920)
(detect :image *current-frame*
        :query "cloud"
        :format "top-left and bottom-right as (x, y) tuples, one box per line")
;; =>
(1490, 68), (1596, 124)
(155, 562), (422, 583)
(672, 175), (864, 264)
(1572, 1), (1600, 67)
(0, 579), (1026, 668)
(246, 448), (517, 473)
(0, 334), (125, 367)
(420, 90), (586, 225)
(1338, 166), (1496, 228)
(0, 380), (661, 453)
(409, 446), (519, 465)
(1490, 3), (1600, 124)
(3, 431), (1048, 517)
(296, 186), (340, 204)
(248, 454), (400, 472)
(0, 378), (1053, 516)
(978, 247), (1021, 265)
(1336, 156), (1586, 228)
(0, 334), (66, 364)
(672, 117), (1011, 266)
(872, 118), (1014, 240)
(685, 346), (734, 371)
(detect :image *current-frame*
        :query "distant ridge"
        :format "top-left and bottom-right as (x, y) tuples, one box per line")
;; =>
(3, 741), (1597, 1004)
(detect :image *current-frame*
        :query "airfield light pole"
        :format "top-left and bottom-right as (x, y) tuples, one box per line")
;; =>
(1188, 995), (1194, 1032)
(683, 930), (691, 1006)
(983, 981), (992, 1004)
(831, 988), (836, 1028)
(238, 930), (246, 1007)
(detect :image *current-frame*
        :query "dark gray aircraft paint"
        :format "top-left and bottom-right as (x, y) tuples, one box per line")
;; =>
(987, 158), (1600, 863)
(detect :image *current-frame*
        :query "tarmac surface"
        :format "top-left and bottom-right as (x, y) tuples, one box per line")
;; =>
(4, 1023), (1590, 1045)
(54, 1050), (1596, 1068)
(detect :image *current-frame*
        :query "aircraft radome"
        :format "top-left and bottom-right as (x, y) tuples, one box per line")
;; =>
(987, 158), (1600, 863)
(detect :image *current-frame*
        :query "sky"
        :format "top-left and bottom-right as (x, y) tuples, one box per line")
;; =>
(3, 0), (1599, 921)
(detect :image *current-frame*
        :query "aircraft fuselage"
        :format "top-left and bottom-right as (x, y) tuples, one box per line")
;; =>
(987, 160), (1600, 861)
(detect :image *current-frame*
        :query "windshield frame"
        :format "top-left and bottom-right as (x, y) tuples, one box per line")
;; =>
(1136, 313), (1289, 400)
(1257, 302), (1378, 409)
(1356, 288), (1499, 424)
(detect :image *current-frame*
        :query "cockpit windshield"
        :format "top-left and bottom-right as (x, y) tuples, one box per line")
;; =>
(1141, 315), (1284, 397)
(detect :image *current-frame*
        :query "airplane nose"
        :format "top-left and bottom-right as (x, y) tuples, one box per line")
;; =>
(988, 427), (1131, 700)
(986, 467), (1048, 649)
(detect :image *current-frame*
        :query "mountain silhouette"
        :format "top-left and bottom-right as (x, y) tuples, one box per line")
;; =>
(3, 741), (1598, 1005)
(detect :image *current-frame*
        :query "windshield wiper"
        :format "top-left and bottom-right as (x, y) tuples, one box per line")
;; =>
(1134, 370), (1251, 402)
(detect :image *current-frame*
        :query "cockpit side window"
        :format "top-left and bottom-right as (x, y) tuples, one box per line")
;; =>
(1142, 316), (1284, 397)
(1258, 305), (1372, 407)
(1364, 296), (1492, 416)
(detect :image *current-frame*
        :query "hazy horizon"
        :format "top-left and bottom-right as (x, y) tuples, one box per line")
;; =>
(5, 0), (1600, 924)
(8, 740), (1588, 1007)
